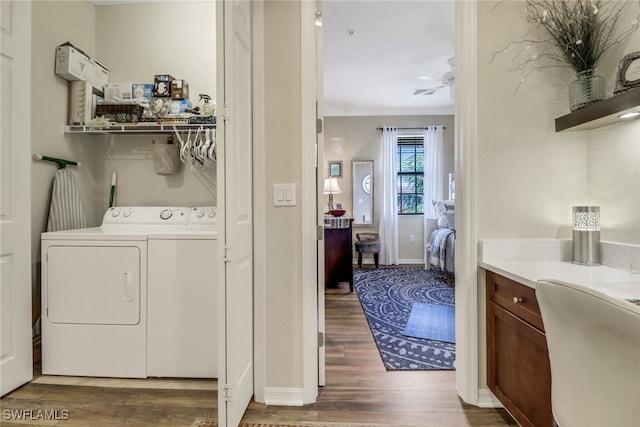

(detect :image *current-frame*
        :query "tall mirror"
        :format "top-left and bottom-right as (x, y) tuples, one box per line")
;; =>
(352, 160), (374, 227)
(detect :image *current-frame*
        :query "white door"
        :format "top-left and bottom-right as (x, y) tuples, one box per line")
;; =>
(0, 0), (33, 397)
(315, 0), (326, 387)
(217, 0), (254, 425)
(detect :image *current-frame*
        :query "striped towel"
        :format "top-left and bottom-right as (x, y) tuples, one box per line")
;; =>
(46, 169), (86, 232)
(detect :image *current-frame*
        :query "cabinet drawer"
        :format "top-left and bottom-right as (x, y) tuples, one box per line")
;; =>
(486, 270), (544, 331)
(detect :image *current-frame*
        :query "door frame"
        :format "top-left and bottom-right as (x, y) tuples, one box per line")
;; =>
(301, 0), (321, 402)
(301, 0), (484, 407)
(251, 0), (267, 404)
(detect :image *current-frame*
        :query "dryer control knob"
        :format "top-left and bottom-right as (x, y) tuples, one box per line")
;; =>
(160, 209), (173, 220)
(197, 210), (205, 218)
(111, 210), (120, 218)
(208, 211), (216, 218)
(123, 210), (131, 218)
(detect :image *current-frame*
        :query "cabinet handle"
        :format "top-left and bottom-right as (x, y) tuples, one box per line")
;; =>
(123, 272), (134, 302)
(513, 296), (523, 304)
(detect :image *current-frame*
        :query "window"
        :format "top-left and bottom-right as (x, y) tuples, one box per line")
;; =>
(396, 136), (424, 214)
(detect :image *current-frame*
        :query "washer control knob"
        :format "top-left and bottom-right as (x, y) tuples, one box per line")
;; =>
(123, 210), (131, 218)
(208, 210), (216, 218)
(160, 209), (173, 220)
(111, 210), (120, 218)
(197, 210), (205, 218)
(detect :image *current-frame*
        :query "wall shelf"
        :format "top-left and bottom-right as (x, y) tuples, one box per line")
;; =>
(555, 86), (640, 132)
(64, 123), (216, 135)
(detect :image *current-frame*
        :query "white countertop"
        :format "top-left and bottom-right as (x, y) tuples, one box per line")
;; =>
(479, 239), (640, 302)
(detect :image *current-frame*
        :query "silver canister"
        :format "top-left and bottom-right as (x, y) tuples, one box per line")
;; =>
(572, 206), (600, 266)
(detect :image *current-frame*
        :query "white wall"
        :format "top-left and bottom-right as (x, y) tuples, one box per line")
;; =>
(324, 115), (455, 262)
(478, 1), (588, 242)
(31, 0), (98, 325)
(478, 0), (640, 244)
(262, 0), (304, 390)
(588, 119), (640, 244)
(93, 2), (217, 211)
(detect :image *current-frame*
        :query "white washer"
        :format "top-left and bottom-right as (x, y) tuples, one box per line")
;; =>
(41, 207), (190, 378)
(147, 206), (218, 378)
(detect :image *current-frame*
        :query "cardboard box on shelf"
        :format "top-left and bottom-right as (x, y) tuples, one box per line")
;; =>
(171, 79), (189, 100)
(68, 81), (93, 125)
(154, 74), (174, 97)
(104, 83), (133, 101)
(88, 58), (109, 92)
(132, 84), (154, 102)
(168, 99), (192, 114)
(55, 44), (89, 81)
(55, 43), (109, 91)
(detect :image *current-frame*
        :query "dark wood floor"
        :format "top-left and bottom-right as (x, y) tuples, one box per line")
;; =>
(1, 276), (516, 427)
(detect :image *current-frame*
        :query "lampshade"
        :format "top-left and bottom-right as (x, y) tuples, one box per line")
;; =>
(323, 178), (342, 195)
(573, 206), (600, 231)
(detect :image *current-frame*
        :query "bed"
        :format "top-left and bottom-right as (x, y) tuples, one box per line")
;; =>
(425, 200), (455, 273)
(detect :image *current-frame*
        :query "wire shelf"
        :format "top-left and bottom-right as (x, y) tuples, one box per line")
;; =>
(64, 123), (216, 135)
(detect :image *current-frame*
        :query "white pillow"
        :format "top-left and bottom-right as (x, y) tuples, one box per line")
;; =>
(432, 200), (448, 227)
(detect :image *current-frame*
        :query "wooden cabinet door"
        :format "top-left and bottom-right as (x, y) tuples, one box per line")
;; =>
(487, 301), (553, 427)
(324, 228), (353, 286)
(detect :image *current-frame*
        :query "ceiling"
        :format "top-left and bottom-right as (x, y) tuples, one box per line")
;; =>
(322, 0), (455, 117)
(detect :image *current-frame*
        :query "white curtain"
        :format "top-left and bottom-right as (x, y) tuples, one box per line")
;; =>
(423, 126), (444, 241)
(380, 127), (399, 265)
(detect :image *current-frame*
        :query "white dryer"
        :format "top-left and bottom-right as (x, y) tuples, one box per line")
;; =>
(41, 207), (190, 378)
(147, 206), (218, 378)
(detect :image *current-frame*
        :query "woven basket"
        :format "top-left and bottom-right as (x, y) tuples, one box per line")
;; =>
(96, 104), (145, 123)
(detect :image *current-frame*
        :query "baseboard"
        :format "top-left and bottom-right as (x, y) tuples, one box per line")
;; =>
(399, 259), (424, 265)
(476, 387), (503, 408)
(263, 387), (305, 406)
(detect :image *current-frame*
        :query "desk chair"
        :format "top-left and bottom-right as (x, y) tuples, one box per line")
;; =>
(536, 280), (640, 427)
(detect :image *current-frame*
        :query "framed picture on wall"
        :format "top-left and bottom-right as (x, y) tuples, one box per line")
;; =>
(614, 51), (640, 94)
(328, 161), (343, 178)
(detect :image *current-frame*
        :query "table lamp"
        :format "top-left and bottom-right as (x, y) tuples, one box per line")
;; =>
(572, 206), (600, 265)
(323, 178), (342, 212)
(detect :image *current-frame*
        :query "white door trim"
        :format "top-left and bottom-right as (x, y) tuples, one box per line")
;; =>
(301, 0), (319, 404)
(298, 0), (484, 407)
(454, 0), (480, 405)
(251, 0), (266, 404)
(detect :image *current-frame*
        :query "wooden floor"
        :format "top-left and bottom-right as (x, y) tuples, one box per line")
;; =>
(1, 277), (516, 427)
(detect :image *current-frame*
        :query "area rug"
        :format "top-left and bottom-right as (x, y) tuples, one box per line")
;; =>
(403, 303), (455, 343)
(353, 267), (455, 370)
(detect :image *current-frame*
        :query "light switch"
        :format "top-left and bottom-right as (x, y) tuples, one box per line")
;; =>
(273, 183), (296, 206)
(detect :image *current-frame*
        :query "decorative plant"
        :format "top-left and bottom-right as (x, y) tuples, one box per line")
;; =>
(492, 0), (640, 92)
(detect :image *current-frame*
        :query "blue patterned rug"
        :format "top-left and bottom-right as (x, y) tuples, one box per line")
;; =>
(353, 267), (455, 371)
